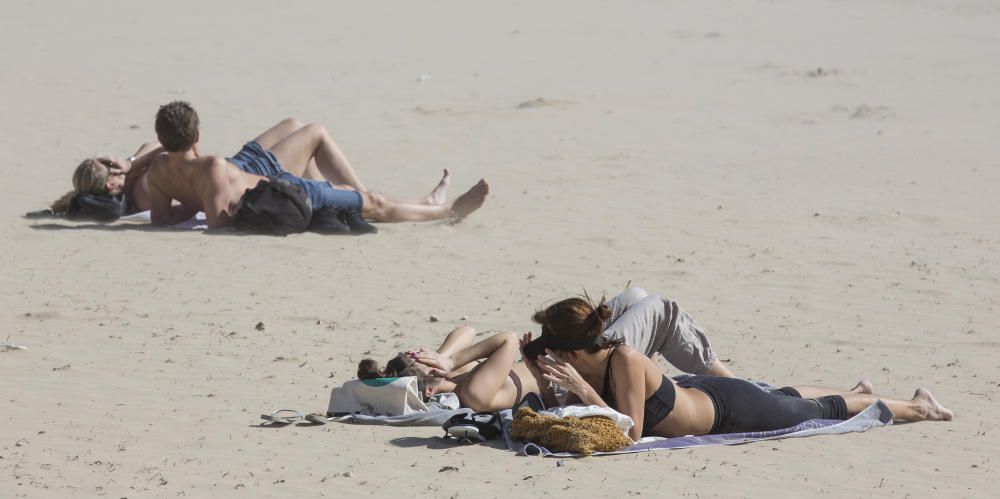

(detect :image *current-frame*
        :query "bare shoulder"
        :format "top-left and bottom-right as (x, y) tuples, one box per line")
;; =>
(613, 344), (643, 360)
(203, 156), (232, 175)
(611, 345), (649, 370)
(145, 152), (170, 183)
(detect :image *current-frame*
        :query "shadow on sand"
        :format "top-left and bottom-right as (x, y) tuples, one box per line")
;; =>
(388, 435), (508, 451)
(26, 221), (257, 236)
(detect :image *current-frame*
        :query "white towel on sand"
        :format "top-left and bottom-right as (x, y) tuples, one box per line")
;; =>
(119, 210), (207, 230)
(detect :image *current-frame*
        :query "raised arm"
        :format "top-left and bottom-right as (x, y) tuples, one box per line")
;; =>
(609, 350), (650, 441)
(128, 142), (164, 177)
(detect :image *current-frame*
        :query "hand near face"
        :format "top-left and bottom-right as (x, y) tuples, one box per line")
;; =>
(519, 332), (546, 381)
(407, 348), (453, 377)
(539, 349), (591, 397)
(97, 156), (131, 175)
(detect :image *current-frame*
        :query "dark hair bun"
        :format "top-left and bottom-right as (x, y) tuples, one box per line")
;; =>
(593, 303), (612, 323)
(357, 358), (383, 379)
(531, 309), (547, 325)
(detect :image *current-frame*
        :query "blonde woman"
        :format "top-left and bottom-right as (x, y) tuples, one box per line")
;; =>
(50, 141), (163, 215)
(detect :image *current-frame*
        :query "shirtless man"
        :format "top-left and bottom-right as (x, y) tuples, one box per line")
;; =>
(146, 101), (490, 228)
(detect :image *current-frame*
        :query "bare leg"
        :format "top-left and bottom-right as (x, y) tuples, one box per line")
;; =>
(252, 117), (307, 150)
(269, 123), (367, 191)
(300, 159), (325, 180)
(703, 360), (735, 377)
(792, 379), (874, 399)
(362, 179), (489, 223)
(244, 118), (322, 180)
(838, 388), (953, 422)
(421, 169), (451, 205)
(436, 326), (476, 357)
(412, 332), (519, 411)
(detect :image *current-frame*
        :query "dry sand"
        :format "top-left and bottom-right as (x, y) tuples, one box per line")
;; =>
(2, 0), (998, 496)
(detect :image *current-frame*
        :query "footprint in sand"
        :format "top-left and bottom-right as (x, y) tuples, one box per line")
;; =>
(804, 66), (844, 78)
(515, 98), (572, 110)
(848, 104), (893, 120)
(752, 63), (847, 79)
(828, 104), (893, 120)
(413, 106), (467, 117)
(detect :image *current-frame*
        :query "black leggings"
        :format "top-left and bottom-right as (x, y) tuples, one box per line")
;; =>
(675, 376), (849, 434)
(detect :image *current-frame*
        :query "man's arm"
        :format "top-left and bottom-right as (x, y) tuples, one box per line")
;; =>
(128, 143), (164, 176)
(148, 182), (198, 226)
(147, 161), (198, 226)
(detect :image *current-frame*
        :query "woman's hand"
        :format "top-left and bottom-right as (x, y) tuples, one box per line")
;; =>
(97, 156), (132, 175)
(539, 349), (597, 401)
(407, 348), (453, 377)
(519, 332), (547, 384)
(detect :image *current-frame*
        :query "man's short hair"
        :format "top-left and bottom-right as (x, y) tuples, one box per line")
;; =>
(155, 101), (200, 152)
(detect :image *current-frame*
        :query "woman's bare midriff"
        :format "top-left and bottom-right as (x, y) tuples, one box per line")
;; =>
(651, 384), (716, 437)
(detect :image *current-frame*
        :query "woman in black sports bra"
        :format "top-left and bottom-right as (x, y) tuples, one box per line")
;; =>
(522, 295), (954, 441)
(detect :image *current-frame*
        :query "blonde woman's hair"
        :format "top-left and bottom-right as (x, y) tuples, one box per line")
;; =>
(50, 158), (110, 213)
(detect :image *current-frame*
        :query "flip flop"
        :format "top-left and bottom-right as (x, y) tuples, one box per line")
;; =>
(260, 409), (305, 425)
(304, 413), (331, 425)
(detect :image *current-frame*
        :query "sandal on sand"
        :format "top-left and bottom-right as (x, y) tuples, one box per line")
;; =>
(442, 412), (502, 443)
(304, 413), (331, 425)
(260, 409), (305, 425)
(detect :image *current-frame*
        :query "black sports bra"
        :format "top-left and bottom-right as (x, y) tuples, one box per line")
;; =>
(601, 347), (676, 436)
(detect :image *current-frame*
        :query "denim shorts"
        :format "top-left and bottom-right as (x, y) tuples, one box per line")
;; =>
(274, 172), (364, 211)
(228, 141), (284, 177)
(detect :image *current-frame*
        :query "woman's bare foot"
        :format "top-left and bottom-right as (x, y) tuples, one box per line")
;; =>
(851, 379), (875, 395)
(448, 179), (490, 223)
(422, 169), (451, 205)
(913, 388), (954, 421)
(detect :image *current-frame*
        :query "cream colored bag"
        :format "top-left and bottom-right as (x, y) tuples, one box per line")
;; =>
(326, 376), (428, 416)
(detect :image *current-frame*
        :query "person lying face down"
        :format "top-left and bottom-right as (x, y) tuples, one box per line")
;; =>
(523, 296), (954, 442)
(365, 317), (876, 418)
(146, 101), (490, 228)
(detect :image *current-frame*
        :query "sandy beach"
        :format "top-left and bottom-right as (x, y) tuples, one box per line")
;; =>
(2, 0), (998, 496)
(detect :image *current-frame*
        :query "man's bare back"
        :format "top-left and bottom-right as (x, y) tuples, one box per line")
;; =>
(148, 101), (490, 229)
(147, 153), (264, 228)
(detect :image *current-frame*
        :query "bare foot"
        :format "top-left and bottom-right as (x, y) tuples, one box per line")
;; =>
(422, 169), (451, 205)
(448, 179), (490, 223)
(851, 379), (875, 395)
(913, 388), (954, 421)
